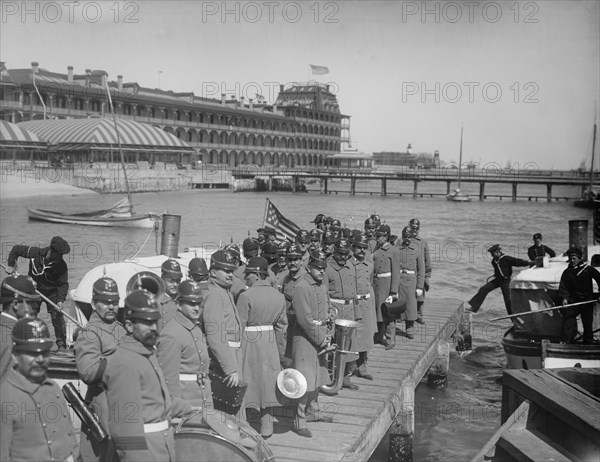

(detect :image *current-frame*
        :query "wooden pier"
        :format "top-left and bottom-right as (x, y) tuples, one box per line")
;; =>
(260, 297), (464, 462)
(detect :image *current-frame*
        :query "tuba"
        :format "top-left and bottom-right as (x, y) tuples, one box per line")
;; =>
(126, 271), (165, 298)
(319, 318), (359, 396)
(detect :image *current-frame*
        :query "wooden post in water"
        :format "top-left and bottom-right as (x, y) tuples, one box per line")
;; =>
(350, 177), (356, 195)
(267, 176), (272, 191)
(479, 181), (485, 201)
(512, 183), (518, 202)
(381, 178), (387, 196)
(291, 176), (297, 193)
(389, 380), (415, 462)
(547, 184), (552, 202)
(320, 178), (328, 194)
(412, 179), (418, 198)
(427, 341), (450, 390)
(446, 181), (451, 195)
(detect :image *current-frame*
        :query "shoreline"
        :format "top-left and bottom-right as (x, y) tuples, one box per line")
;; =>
(0, 174), (98, 200)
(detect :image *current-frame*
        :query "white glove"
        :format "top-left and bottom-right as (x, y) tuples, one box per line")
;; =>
(5, 265), (14, 274)
(385, 295), (394, 304)
(416, 289), (423, 297)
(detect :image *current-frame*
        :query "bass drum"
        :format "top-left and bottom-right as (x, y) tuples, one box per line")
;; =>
(175, 418), (274, 462)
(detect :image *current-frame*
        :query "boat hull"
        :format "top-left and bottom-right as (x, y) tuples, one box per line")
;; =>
(27, 208), (157, 228)
(446, 194), (472, 202)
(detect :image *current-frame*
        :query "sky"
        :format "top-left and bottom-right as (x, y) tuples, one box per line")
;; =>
(1, 0), (599, 170)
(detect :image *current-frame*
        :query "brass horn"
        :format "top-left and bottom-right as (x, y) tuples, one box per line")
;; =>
(126, 271), (165, 298)
(320, 318), (359, 396)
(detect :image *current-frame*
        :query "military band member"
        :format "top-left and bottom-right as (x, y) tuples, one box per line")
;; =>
(157, 259), (182, 331)
(397, 227), (425, 340)
(322, 229), (337, 259)
(104, 289), (196, 462)
(330, 219), (342, 238)
(1, 275), (39, 383)
(310, 213), (326, 231)
(6, 236), (70, 351)
(188, 257), (209, 283)
(350, 234), (376, 380)
(234, 238), (260, 280)
(225, 244), (247, 302)
(281, 244), (307, 364)
(291, 251), (333, 438)
(74, 277), (126, 462)
(325, 238), (359, 390)
(309, 228), (323, 251)
(261, 242), (279, 266)
(157, 280), (213, 411)
(372, 224), (400, 349)
(409, 218), (431, 325)
(270, 241), (290, 279)
(1, 318), (77, 461)
(237, 257), (287, 438)
(295, 230), (312, 267)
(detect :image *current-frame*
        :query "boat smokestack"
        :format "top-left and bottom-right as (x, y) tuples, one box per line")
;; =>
(568, 219), (588, 261)
(161, 214), (181, 257)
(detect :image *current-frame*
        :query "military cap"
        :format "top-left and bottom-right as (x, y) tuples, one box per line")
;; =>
(334, 238), (352, 254)
(308, 250), (328, 269)
(341, 228), (353, 238)
(1, 275), (40, 303)
(243, 238), (260, 252)
(323, 216), (334, 224)
(261, 242), (278, 258)
(124, 289), (160, 321)
(161, 259), (183, 279)
(225, 244), (241, 260)
(409, 218), (421, 229)
(309, 228), (323, 241)
(533, 233), (542, 240)
(244, 256), (269, 275)
(50, 235), (70, 254)
(375, 224), (391, 236)
(370, 214), (381, 225)
(177, 280), (203, 304)
(351, 229), (363, 240)
(12, 317), (53, 353)
(330, 219), (342, 230)
(311, 214), (326, 224)
(401, 226), (413, 239)
(322, 230), (337, 245)
(92, 277), (119, 303)
(487, 244), (501, 254)
(286, 244), (303, 259)
(277, 241), (291, 254)
(296, 229), (310, 244)
(263, 227), (277, 237)
(353, 233), (369, 248)
(188, 257), (209, 277)
(210, 249), (238, 271)
(566, 246), (582, 258)
(364, 217), (376, 227)
(256, 227), (267, 234)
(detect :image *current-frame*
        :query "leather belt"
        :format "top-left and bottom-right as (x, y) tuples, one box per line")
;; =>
(144, 420), (169, 433)
(179, 373), (197, 381)
(228, 341), (241, 348)
(245, 325), (273, 331)
(375, 272), (391, 278)
(400, 270), (415, 274)
(312, 320), (326, 326)
(356, 293), (371, 300)
(330, 297), (353, 305)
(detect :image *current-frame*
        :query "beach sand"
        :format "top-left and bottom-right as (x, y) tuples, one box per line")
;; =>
(1, 173), (98, 199)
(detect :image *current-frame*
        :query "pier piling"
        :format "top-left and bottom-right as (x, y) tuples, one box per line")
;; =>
(389, 381), (415, 462)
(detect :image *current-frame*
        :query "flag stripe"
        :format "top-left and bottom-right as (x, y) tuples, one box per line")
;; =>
(263, 199), (300, 243)
(310, 64), (330, 75)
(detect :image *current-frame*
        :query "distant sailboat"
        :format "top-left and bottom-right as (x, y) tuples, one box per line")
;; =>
(447, 125), (472, 202)
(574, 116), (598, 208)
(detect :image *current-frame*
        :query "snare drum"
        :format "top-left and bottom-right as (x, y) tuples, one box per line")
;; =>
(175, 413), (274, 462)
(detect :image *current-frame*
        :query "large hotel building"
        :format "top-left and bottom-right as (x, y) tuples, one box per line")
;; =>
(0, 62), (351, 167)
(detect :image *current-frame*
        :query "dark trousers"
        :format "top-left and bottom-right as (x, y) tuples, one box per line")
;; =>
(35, 292), (66, 347)
(469, 278), (511, 314)
(561, 303), (595, 344)
(295, 390), (319, 430)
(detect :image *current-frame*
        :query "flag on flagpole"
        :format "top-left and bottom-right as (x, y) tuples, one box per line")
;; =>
(310, 64), (330, 75)
(263, 199), (301, 243)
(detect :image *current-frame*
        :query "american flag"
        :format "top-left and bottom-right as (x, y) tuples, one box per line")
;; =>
(263, 199), (300, 243)
(310, 64), (330, 75)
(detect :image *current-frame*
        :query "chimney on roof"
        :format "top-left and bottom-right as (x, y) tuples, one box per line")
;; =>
(273, 103), (277, 112)
(280, 84), (284, 94)
(67, 66), (73, 82)
(249, 98), (253, 109)
(31, 62), (39, 74)
(117, 75), (123, 91)
(221, 93), (226, 104)
(85, 68), (91, 86)
(240, 96), (245, 108)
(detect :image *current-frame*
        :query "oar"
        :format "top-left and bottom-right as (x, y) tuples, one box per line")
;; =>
(491, 300), (598, 322)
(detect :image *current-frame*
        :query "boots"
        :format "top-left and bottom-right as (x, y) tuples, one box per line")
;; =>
(356, 352), (373, 380)
(405, 321), (415, 339)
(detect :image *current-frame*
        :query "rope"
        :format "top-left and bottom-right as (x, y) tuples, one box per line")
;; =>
(129, 226), (155, 261)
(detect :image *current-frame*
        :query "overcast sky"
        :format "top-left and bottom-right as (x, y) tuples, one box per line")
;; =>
(2, 1), (599, 170)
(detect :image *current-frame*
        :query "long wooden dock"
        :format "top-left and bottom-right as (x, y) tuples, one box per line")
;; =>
(261, 297), (464, 462)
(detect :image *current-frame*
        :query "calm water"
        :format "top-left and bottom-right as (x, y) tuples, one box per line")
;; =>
(0, 183), (592, 461)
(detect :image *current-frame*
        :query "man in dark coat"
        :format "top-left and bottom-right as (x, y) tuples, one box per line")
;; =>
(7, 236), (70, 350)
(157, 259), (182, 331)
(558, 246), (600, 344)
(409, 218), (431, 325)
(468, 244), (532, 315)
(527, 233), (556, 261)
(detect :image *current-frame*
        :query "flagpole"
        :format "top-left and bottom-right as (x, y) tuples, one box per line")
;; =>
(263, 198), (270, 228)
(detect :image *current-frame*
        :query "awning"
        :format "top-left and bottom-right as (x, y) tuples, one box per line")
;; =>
(0, 120), (48, 150)
(18, 117), (194, 151)
(49, 143), (193, 154)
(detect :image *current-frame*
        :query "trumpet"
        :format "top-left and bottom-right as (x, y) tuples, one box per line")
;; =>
(125, 271), (165, 298)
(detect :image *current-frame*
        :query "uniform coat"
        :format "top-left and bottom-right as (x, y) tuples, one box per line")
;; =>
(236, 279), (287, 409)
(157, 311), (213, 409)
(412, 236), (431, 303)
(157, 293), (178, 332)
(281, 267), (307, 360)
(397, 241), (425, 322)
(104, 336), (192, 462)
(74, 312), (126, 462)
(0, 312), (17, 385)
(350, 257), (376, 351)
(1, 368), (77, 462)
(527, 244), (556, 261)
(372, 242), (400, 322)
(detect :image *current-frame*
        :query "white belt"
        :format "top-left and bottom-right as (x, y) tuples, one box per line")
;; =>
(330, 297), (353, 305)
(179, 373), (197, 381)
(400, 270), (415, 274)
(144, 420), (169, 433)
(228, 341), (241, 348)
(375, 272), (391, 278)
(312, 320), (326, 326)
(357, 293), (371, 300)
(245, 325), (273, 332)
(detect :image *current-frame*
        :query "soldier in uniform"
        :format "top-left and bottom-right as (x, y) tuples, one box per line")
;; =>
(397, 227), (425, 340)
(157, 259), (182, 331)
(6, 236), (70, 351)
(291, 251), (333, 438)
(322, 229), (337, 259)
(295, 230), (312, 267)
(528, 233), (556, 261)
(237, 257), (287, 438)
(1, 275), (39, 383)
(372, 224), (400, 349)
(350, 233), (376, 380)
(74, 277), (126, 462)
(330, 219), (342, 239)
(325, 238), (359, 390)
(261, 242), (279, 266)
(311, 213), (326, 231)
(281, 244), (307, 364)
(364, 218), (378, 260)
(225, 244), (247, 302)
(104, 289), (196, 462)
(234, 238), (260, 280)
(309, 228), (323, 251)
(188, 257), (209, 283)
(157, 280), (213, 411)
(271, 241), (290, 279)
(409, 218), (431, 325)
(1, 317), (77, 461)
(203, 250), (243, 404)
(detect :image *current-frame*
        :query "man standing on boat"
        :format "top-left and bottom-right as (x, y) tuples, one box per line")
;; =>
(409, 218), (431, 325)
(527, 233), (556, 261)
(74, 277), (126, 462)
(158, 259), (182, 331)
(6, 236), (70, 352)
(558, 246), (600, 344)
(468, 244), (532, 315)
